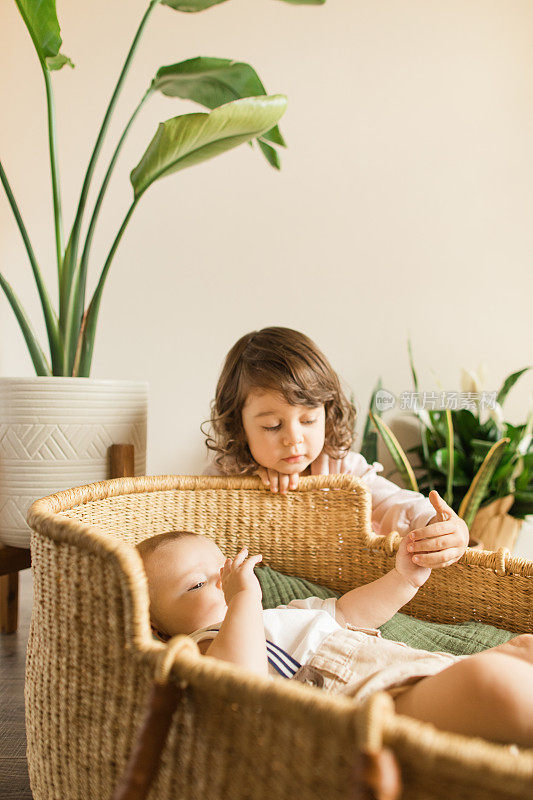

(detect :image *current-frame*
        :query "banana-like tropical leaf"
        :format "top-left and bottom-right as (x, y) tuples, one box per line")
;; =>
(130, 95), (287, 198)
(151, 57), (286, 166)
(161, 0), (327, 9)
(257, 139), (281, 169)
(458, 437), (510, 528)
(46, 53), (74, 71)
(370, 411), (419, 492)
(161, 0), (230, 11)
(15, 0), (71, 70)
(496, 367), (531, 407)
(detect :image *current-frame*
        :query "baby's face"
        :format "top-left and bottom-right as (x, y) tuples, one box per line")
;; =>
(143, 534), (227, 637)
(241, 389), (326, 474)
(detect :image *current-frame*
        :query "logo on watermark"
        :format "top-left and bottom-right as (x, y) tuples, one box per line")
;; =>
(375, 389), (396, 412)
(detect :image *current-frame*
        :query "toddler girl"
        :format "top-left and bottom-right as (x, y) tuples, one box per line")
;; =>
(204, 326), (469, 570)
(137, 524), (533, 748)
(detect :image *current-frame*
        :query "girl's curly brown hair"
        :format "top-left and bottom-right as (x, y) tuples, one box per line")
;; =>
(203, 327), (356, 475)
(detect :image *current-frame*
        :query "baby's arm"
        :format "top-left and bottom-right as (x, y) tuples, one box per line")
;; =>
(203, 549), (268, 677)
(336, 537), (431, 629)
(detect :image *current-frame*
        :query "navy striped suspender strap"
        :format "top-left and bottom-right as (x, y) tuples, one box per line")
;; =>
(265, 640), (301, 678)
(197, 628), (301, 679)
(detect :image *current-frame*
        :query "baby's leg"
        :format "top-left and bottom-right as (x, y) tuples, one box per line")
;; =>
(393, 634), (533, 747)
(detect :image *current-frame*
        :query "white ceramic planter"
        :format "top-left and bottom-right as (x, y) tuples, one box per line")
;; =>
(0, 377), (148, 547)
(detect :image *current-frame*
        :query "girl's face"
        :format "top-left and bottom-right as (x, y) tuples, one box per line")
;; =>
(241, 389), (326, 474)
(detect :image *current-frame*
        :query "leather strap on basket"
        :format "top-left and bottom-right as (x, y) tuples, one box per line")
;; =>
(352, 749), (402, 800)
(112, 639), (193, 800)
(352, 693), (402, 800)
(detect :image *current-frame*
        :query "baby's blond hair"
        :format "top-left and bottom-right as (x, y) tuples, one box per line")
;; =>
(136, 530), (198, 640)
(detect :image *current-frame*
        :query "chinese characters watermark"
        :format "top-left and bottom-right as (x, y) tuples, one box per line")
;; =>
(374, 389), (497, 413)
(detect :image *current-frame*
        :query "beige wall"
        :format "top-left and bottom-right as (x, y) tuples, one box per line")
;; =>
(1, 0), (532, 475)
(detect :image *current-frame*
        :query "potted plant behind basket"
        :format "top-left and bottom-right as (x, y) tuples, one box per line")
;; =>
(360, 347), (532, 552)
(0, 0), (325, 547)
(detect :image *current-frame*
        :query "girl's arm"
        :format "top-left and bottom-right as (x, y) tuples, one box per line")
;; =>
(203, 549), (268, 677)
(336, 536), (431, 629)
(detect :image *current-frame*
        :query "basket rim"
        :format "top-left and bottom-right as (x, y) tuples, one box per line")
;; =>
(26, 473), (366, 517)
(26, 474), (533, 578)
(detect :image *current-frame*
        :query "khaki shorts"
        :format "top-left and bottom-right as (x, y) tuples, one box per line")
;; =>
(293, 626), (467, 705)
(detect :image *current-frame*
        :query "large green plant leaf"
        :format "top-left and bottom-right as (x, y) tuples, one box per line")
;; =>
(360, 378), (383, 464)
(151, 57), (286, 166)
(458, 437), (510, 528)
(512, 490), (533, 518)
(161, 0), (230, 11)
(406, 337), (434, 489)
(496, 367), (531, 407)
(15, 0), (71, 70)
(162, 0), (327, 8)
(453, 409), (481, 449)
(444, 409), (454, 505)
(0, 273), (51, 376)
(429, 449), (469, 485)
(370, 411), (419, 492)
(130, 95), (287, 198)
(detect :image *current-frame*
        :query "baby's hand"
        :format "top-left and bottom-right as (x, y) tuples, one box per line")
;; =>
(406, 490), (469, 569)
(219, 548), (263, 604)
(395, 536), (431, 588)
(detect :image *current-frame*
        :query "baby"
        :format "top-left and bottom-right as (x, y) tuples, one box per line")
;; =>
(137, 527), (533, 748)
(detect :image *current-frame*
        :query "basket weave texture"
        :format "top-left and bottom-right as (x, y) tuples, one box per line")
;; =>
(26, 475), (533, 800)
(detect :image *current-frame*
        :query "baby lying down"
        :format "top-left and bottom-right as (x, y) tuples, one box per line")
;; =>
(137, 530), (533, 748)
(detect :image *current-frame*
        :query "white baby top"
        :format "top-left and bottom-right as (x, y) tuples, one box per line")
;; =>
(188, 596), (361, 680)
(204, 450), (435, 536)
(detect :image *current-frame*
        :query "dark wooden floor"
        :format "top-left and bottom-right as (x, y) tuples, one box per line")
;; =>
(0, 569), (33, 799)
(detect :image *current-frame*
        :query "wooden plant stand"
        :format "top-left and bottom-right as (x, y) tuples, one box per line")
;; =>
(0, 444), (135, 634)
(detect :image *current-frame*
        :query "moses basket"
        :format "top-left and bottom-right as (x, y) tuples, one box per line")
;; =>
(26, 475), (533, 800)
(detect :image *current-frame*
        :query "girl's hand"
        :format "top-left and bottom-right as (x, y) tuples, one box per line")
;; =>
(255, 451), (350, 494)
(395, 536), (431, 588)
(406, 490), (469, 569)
(219, 548), (263, 604)
(255, 466), (298, 494)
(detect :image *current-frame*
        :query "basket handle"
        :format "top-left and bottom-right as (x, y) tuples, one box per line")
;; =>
(112, 638), (197, 800)
(111, 678), (184, 800)
(352, 693), (402, 800)
(352, 749), (402, 800)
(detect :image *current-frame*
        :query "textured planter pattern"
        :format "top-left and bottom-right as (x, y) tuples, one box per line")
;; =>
(0, 378), (148, 547)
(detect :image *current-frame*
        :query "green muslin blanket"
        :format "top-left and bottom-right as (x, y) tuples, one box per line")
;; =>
(256, 564), (515, 655)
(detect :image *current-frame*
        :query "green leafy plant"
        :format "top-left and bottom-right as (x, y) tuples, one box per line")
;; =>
(361, 353), (533, 527)
(1, 0), (325, 377)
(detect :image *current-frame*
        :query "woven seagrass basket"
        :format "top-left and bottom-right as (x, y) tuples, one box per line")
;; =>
(26, 475), (533, 800)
